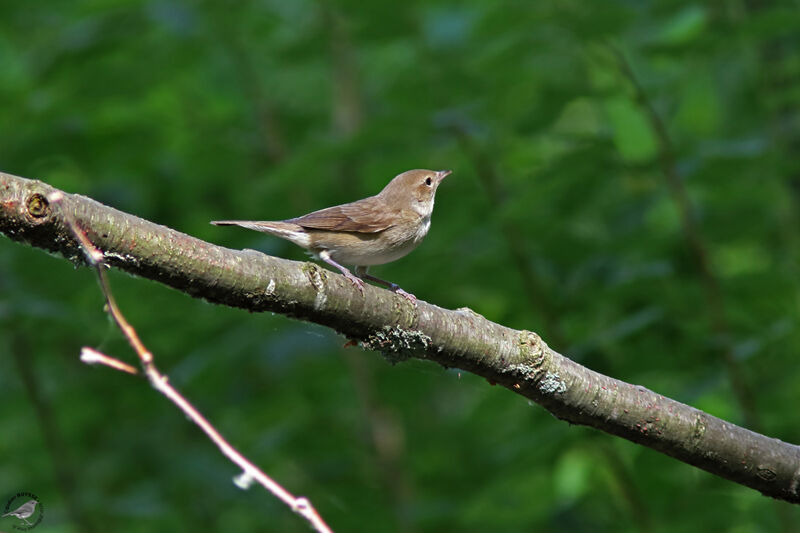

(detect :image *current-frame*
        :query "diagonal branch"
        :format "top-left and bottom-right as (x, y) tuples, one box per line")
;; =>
(1, 171), (799, 504)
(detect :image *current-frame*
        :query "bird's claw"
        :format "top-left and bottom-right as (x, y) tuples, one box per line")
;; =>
(395, 287), (417, 304)
(385, 282), (416, 303)
(345, 273), (365, 294)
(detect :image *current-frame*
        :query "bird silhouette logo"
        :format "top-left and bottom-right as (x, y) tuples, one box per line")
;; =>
(2, 493), (43, 530)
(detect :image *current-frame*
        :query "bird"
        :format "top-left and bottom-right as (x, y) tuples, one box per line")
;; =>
(2, 499), (38, 525)
(212, 169), (452, 301)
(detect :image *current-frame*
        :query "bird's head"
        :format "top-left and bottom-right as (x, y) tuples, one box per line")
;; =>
(379, 169), (452, 216)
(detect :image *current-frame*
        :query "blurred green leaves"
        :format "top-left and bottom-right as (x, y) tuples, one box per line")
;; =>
(604, 97), (658, 163)
(654, 5), (707, 47)
(1, 0), (800, 531)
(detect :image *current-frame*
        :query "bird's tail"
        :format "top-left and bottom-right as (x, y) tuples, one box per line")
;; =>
(211, 220), (311, 248)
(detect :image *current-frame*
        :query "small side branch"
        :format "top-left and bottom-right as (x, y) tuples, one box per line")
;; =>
(48, 191), (333, 533)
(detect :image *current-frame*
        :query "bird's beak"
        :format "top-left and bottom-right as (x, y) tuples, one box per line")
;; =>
(435, 169), (452, 183)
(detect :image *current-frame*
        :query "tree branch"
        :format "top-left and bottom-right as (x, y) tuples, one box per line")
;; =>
(2, 171), (799, 504)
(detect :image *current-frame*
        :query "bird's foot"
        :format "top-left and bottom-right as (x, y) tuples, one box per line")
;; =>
(391, 284), (417, 304)
(344, 272), (365, 294)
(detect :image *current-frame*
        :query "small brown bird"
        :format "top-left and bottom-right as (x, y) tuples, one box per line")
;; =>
(212, 169), (452, 301)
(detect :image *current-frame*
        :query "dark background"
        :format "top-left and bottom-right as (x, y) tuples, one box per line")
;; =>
(1, 0), (799, 531)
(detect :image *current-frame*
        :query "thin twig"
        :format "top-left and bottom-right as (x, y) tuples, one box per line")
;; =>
(48, 191), (333, 533)
(80, 347), (138, 375)
(610, 47), (762, 432)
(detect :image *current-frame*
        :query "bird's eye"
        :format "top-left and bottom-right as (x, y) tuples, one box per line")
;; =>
(425, 177), (433, 186)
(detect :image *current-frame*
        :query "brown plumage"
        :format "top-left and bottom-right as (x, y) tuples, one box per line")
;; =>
(289, 198), (399, 233)
(212, 169), (452, 300)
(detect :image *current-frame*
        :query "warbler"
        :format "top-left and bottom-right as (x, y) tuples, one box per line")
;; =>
(212, 169), (452, 301)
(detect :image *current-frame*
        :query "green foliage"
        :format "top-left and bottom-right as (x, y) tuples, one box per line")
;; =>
(1, 0), (799, 531)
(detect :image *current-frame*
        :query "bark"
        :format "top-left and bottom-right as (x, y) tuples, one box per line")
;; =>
(2, 171), (799, 504)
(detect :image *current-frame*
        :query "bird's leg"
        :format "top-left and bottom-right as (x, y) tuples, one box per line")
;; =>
(354, 266), (417, 303)
(319, 250), (365, 293)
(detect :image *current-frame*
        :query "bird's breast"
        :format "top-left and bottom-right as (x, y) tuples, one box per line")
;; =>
(310, 215), (431, 267)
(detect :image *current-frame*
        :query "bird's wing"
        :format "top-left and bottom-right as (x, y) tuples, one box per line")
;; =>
(290, 196), (398, 233)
